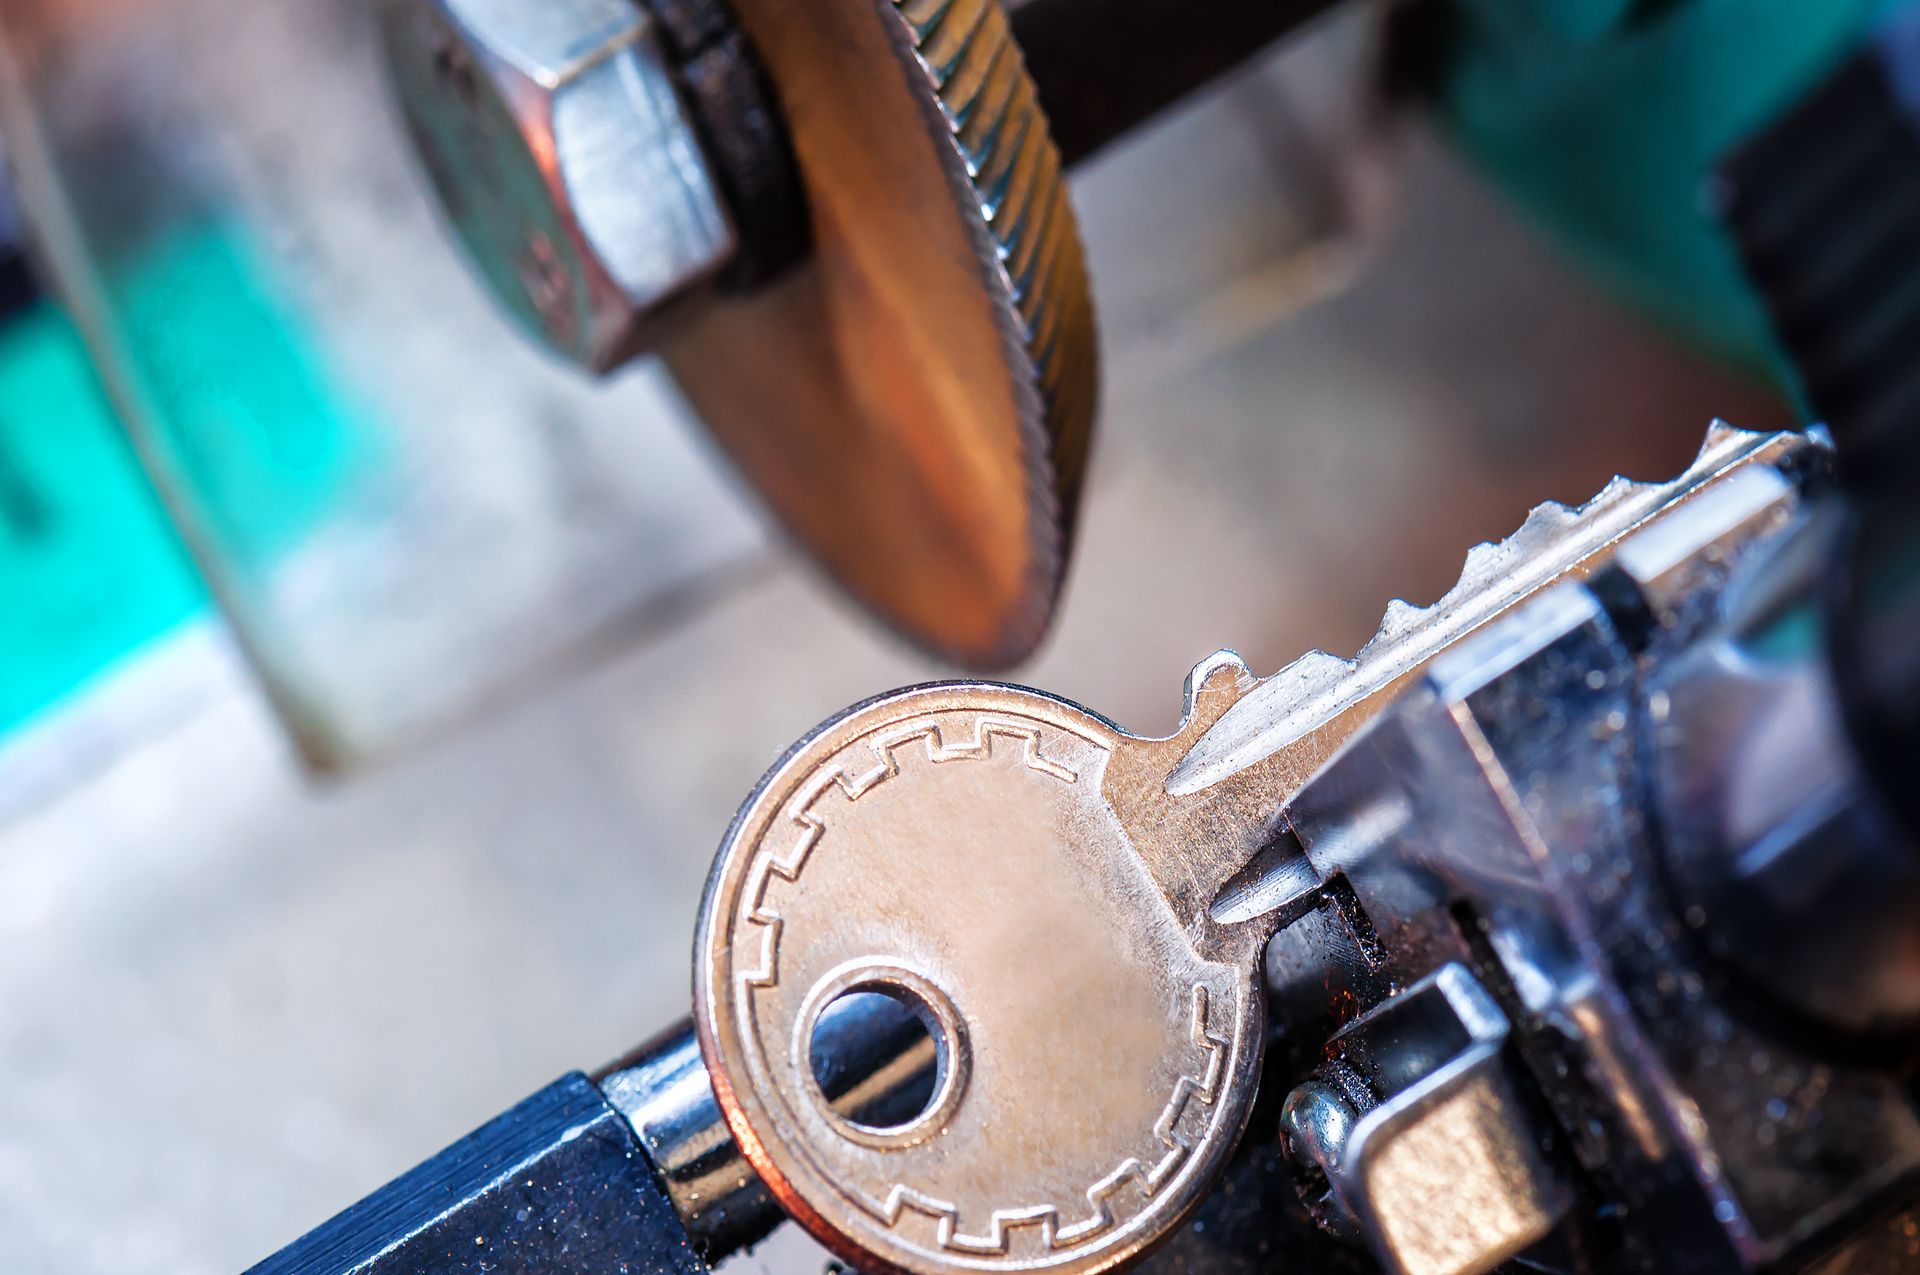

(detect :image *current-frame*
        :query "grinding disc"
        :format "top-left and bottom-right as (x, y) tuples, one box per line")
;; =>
(663, 0), (1098, 669)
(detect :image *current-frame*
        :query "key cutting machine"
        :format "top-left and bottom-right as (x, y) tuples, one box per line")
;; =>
(248, 7), (1920, 1274)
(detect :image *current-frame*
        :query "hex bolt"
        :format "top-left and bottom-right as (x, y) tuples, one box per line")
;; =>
(380, 0), (740, 372)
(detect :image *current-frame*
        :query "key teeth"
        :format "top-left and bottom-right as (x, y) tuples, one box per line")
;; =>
(1518, 499), (1576, 535)
(1462, 540), (1502, 572)
(1378, 597), (1423, 639)
(1702, 418), (1742, 451)
(1343, 424), (1768, 671)
(1168, 421), (1802, 798)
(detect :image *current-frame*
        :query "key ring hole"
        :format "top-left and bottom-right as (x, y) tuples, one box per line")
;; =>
(795, 963), (969, 1149)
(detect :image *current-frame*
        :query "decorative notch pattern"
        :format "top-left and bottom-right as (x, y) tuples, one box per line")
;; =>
(739, 716), (1085, 990)
(846, 985), (1227, 1254)
(735, 711), (1226, 1256)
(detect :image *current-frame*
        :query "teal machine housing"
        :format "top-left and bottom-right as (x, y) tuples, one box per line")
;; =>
(1434, 0), (1897, 378)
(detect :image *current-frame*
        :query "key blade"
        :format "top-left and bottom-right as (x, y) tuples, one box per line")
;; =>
(1165, 422), (1804, 800)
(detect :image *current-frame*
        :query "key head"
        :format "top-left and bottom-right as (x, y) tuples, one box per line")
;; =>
(694, 666), (1271, 1275)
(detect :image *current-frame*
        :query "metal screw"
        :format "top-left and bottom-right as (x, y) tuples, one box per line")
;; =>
(1277, 1078), (1363, 1241)
(379, 0), (737, 372)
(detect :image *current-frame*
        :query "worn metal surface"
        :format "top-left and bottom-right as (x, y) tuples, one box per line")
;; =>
(1006, 0), (1338, 167)
(593, 1024), (783, 1263)
(1282, 583), (1746, 1274)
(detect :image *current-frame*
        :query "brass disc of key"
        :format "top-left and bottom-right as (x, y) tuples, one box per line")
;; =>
(661, 0), (1098, 671)
(694, 683), (1262, 1275)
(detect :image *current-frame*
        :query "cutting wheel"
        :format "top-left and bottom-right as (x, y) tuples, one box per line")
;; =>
(663, 0), (1098, 669)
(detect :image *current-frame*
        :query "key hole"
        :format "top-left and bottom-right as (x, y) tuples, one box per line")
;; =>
(808, 985), (943, 1134)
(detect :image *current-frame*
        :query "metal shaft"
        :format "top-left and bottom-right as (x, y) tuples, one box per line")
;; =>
(1009, 0), (1338, 167)
(251, 993), (952, 1272)
(246, 1072), (706, 1275)
(594, 989), (946, 1264)
(594, 1024), (781, 1263)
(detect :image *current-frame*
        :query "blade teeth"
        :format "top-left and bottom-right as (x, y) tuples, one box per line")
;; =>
(1353, 600), (1425, 662)
(884, 0), (1098, 520)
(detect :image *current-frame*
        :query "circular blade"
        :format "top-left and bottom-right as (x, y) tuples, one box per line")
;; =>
(663, 0), (1098, 670)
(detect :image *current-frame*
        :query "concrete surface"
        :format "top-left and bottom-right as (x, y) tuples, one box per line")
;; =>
(0, 29), (1788, 1275)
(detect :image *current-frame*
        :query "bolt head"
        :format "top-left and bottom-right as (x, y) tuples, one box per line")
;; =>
(381, 0), (736, 372)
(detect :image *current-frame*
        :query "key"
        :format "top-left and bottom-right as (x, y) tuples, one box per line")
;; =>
(692, 424), (1810, 1275)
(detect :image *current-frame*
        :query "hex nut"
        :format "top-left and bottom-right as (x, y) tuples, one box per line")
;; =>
(381, 0), (737, 372)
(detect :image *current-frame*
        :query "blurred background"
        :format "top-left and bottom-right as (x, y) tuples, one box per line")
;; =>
(0, 1), (1816, 1271)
